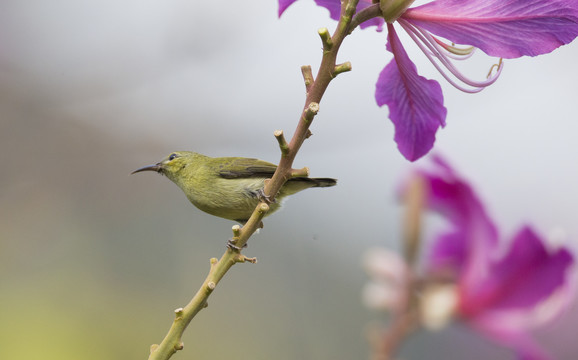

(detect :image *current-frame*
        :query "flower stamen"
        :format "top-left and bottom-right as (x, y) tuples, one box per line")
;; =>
(398, 19), (503, 94)
(433, 37), (475, 58)
(487, 58), (503, 78)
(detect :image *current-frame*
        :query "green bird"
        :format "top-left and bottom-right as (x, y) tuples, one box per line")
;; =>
(132, 151), (337, 223)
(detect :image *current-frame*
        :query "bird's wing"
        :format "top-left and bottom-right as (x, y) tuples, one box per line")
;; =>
(218, 158), (278, 179)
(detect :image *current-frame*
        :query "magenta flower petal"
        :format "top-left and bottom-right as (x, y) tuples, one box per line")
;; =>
(278, 0), (345, 18)
(467, 323), (554, 360)
(414, 156), (575, 359)
(404, 0), (578, 58)
(419, 156), (490, 226)
(376, 24), (447, 161)
(489, 227), (573, 309)
(428, 231), (467, 273)
(278, 0), (299, 17)
(312, 0), (341, 20)
(419, 156), (498, 275)
(461, 226), (574, 316)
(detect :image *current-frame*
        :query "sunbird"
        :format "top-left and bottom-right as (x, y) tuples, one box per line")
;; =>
(132, 151), (337, 223)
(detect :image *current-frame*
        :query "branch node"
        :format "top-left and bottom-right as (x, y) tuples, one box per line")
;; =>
(258, 203), (270, 214)
(231, 224), (241, 238)
(291, 167), (310, 178)
(207, 281), (216, 291)
(318, 27), (333, 51)
(303, 103), (319, 124)
(305, 129), (313, 139)
(150, 344), (159, 354)
(332, 61), (352, 77)
(344, 0), (359, 17)
(236, 254), (258, 264)
(274, 130), (290, 156)
(301, 65), (314, 92)
(210, 257), (218, 266)
(174, 342), (184, 351)
(174, 308), (184, 319)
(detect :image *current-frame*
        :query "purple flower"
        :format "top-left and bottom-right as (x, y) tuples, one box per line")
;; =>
(278, 0), (578, 161)
(416, 156), (575, 359)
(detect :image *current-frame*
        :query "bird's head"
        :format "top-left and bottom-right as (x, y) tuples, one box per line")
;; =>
(131, 151), (195, 183)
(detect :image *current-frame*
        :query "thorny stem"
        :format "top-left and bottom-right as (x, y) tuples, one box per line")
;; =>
(147, 1), (386, 358)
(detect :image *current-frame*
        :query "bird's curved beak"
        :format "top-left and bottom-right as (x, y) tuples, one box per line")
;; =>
(131, 163), (163, 174)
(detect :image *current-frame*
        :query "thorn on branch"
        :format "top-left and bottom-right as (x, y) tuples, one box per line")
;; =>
(318, 27), (333, 52)
(306, 129), (313, 139)
(301, 65), (314, 93)
(274, 130), (290, 156)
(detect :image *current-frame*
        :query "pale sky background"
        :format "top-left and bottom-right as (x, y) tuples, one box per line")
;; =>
(1, 1), (578, 359)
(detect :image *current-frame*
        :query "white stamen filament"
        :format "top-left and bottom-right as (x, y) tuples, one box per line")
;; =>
(414, 24), (503, 87)
(417, 38), (477, 62)
(398, 19), (503, 94)
(432, 37), (476, 60)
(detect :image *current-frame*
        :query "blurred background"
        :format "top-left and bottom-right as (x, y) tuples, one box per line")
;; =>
(1, 1), (577, 359)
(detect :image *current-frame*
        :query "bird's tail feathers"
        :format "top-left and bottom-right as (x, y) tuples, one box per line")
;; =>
(301, 177), (337, 188)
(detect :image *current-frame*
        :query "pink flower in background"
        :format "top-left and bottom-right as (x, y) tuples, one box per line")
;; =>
(416, 156), (575, 359)
(278, 0), (578, 161)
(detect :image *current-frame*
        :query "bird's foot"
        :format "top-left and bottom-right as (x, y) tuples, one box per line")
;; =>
(227, 238), (247, 251)
(257, 188), (276, 204)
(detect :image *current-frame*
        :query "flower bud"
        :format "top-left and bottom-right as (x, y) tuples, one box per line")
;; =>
(380, 0), (415, 23)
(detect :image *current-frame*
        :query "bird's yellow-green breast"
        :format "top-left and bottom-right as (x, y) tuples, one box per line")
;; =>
(132, 151), (336, 223)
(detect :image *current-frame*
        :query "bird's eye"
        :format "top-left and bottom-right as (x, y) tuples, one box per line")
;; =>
(169, 153), (178, 161)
